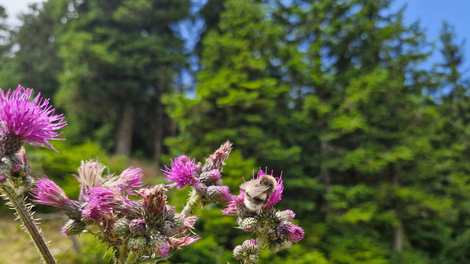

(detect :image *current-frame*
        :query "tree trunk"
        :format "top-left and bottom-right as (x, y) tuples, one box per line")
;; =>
(393, 218), (404, 251)
(153, 75), (165, 166)
(320, 139), (331, 208)
(115, 102), (134, 156)
(391, 164), (404, 252)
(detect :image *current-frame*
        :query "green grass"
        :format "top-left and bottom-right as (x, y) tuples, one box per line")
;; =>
(0, 216), (112, 264)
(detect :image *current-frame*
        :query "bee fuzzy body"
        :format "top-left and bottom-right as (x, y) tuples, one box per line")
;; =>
(240, 175), (277, 212)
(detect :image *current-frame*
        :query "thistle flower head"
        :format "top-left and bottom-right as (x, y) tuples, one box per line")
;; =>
(179, 215), (198, 233)
(206, 185), (234, 205)
(74, 160), (106, 192)
(162, 155), (201, 190)
(222, 192), (244, 216)
(117, 167), (145, 191)
(61, 220), (86, 237)
(277, 221), (304, 243)
(31, 177), (70, 208)
(139, 184), (167, 225)
(82, 187), (131, 222)
(252, 168), (284, 207)
(129, 218), (147, 236)
(169, 234), (201, 249)
(152, 234), (171, 257)
(199, 169), (222, 186)
(0, 85), (66, 151)
(203, 141), (232, 171)
(242, 239), (258, 253)
(276, 209), (296, 222)
(103, 167), (145, 194)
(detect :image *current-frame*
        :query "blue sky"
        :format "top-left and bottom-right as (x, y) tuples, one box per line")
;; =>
(392, 0), (470, 71)
(2, 0), (469, 71)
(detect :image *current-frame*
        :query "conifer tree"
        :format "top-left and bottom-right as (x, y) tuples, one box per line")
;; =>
(56, 0), (189, 157)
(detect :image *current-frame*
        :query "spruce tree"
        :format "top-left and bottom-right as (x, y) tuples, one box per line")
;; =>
(56, 0), (190, 158)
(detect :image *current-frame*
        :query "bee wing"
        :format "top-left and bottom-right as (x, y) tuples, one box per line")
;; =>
(240, 178), (261, 191)
(249, 184), (270, 197)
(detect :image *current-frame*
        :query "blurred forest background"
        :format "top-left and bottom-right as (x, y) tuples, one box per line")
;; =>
(1, 0), (470, 263)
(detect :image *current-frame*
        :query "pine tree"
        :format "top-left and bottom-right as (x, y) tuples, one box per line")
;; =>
(56, 0), (190, 158)
(165, 0), (298, 167)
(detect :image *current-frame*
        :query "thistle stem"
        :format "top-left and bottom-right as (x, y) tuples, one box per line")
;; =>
(124, 250), (136, 264)
(1, 185), (56, 264)
(181, 187), (201, 217)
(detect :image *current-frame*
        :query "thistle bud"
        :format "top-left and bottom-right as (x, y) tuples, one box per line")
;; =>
(63, 200), (82, 220)
(239, 217), (258, 233)
(173, 213), (184, 230)
(206, 185), (232, 205)
(258, 206), (276, 221)
(61, 219), (86, 236)
(115, 218), (131, 237)
(140, 185), (168, 228)
(129, 218), (147, 236)
(276, 221), (304, 243)
(202, 141), (232, 172)
(160, 220), (176, 236)
(199, 169), (222, 186)
(276, 209), (295, 222)
(165, 205), (175, 221)
(233, 245), (244, 260)
(242, 239), (258, 253)
(0, 158), (12, 178)
(267, 228), (278, 240)
(269, 240), (292, 253)
(248, 254), (259, 263)
(152, 233), (171, 257)
(128, 236), (149, 253)
(2, 133), (24, 155)
(21, 175), (34, 189)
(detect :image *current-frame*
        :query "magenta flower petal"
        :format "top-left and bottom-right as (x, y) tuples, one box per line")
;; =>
(0, 85), (66, 151)
(155, 239), (171, 257)
(31, 177), (70, 208)
(222, 192), (245, 216)
(203, 141), (233, 171)
(169, 234), (201, 249)
(162, 155), (201, 190)
(250, 168), (284, 208)
(113, 167), (146, 194)
(82, 187), (132, 222)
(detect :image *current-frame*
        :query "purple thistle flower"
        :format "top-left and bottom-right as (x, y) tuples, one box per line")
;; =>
(242, 239), (258, 253)
(178, 215), (198, 233)
(104, 167), (146, 194)
(74, 160), (106, 192)
(222, 192), (244, 216)
(82, 187), (132, 222)
(129, 218), (147, 236)
(31, 177), (71, 208)
(139, 185), (168, 226)
(250, 168), (284, 208)
(117, 167), (145, 191)
(203, 141), (233, 171)
(162, 155), (202, 190)
(276, 221), (304, 243)
(0, 85), (66, 151)
(155, 238), (171, 257)
(277, 209), (295, 221)
(169, 234), (201, 249)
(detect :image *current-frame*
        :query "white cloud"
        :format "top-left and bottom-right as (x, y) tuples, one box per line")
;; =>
(0, 0), (40, 27)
